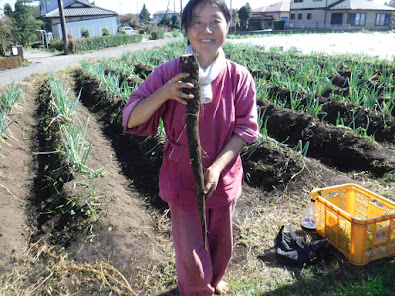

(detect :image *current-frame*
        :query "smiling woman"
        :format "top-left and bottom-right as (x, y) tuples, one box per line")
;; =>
(122, 0), (260, 294)
(182, 0), (230, 68)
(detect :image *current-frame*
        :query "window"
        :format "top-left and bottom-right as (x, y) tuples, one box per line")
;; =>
(376, 13), (391, 26)
(298, 13), (303, 20)
(294, 0), (303, 2)
(350, 13), (366, 26)
(291, 14), (295, 20)
(307, 13), (312, 20)
(331, 13), (343, 25)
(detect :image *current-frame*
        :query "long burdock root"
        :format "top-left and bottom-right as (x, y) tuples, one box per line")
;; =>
(181, 53), (208, 250)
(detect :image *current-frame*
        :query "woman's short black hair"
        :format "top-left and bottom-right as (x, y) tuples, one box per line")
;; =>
(181, 0), (231, 34)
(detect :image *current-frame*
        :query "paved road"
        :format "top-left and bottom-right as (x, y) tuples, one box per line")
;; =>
(0, 38), (179, 88)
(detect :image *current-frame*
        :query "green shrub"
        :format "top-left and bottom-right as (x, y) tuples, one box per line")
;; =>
(118, 26), (126, 34)
(273, 20), (285, 30)
(141, 24), (158, 35)
(102, 27), (110, 36)
(67, 34), (143, 53)
(150, 29), (165, 40)
(172, 29), (181, 37)
(81, 27), (90, 38)
(49, 38), (64, 52)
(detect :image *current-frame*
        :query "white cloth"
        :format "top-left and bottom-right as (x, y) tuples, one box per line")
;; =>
(185, 45), (227, 104)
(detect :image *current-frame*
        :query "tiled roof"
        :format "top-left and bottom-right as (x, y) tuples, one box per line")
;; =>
(153, 10), (176, 15)
(45, 1), (117, 18)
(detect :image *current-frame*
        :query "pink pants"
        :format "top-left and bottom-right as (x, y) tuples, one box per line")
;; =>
(168, 201), (236, 296)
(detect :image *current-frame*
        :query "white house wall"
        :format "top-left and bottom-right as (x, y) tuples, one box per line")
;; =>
(291, 0), (340, 9)
(289, 10), (327, 29)
(52, 16), (118, 38)
(325, 10), (391, 30)
(289, 9), (392, 30)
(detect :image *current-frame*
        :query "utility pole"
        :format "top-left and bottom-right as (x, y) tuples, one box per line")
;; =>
(57, 0), (68, 54)
(180, 0), (182, 15)
(230, 0), (232, 28)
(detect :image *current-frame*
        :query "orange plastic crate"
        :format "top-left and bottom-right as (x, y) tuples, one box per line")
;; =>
(310, 183), (395, 266)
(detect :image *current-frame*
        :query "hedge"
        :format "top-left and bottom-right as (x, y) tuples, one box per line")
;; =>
(0, 57), (22, 71)
(67, 34), (143, 54)
(150, 30), (165, 40)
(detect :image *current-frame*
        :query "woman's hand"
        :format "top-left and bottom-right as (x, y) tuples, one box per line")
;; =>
(203, 165), (221, 199)
(160, 73), (195, 105)
(127, 73), (194, 128)
(202, 134), (246, 199)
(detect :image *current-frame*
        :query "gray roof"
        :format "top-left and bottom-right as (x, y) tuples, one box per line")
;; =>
(253, 1), (290, 13)
(45, 1), (117, 18)
(153, 10), (177, 16)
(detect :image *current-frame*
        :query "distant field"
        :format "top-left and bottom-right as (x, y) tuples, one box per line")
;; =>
(228, 31), (395, 61)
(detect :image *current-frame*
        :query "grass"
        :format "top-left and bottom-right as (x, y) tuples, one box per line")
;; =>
(0, 240), (140, 296)
(227, 250), (394, 296)
(223, 184), (395, 296)
(0, 82), (22, 140)
(223, 40), (394, 120)
(76, 37), (395, 296)
(44, 74), (106, 222)
(1, 33), (394, 296)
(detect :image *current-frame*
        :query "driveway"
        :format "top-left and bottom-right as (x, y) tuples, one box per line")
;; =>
(0, 38), (180, 88)
(2, 32), (394, 89)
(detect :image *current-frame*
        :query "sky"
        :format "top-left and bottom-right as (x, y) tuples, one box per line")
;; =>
(96, 0), (283, 14)
(0, 0), (391, 15)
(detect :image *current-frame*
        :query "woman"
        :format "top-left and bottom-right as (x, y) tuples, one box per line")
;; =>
(123, 0), (260, 294)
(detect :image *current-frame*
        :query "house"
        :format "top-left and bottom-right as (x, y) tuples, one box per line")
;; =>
(249, 0), (394, 31)
(40, 0), (118, 39)
(152, 10), (178, 22)
(250, 0), (291, 30)
(289, 0), (395, 30)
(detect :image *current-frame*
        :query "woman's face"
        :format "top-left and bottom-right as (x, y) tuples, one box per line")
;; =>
(187, 2), (228, 68)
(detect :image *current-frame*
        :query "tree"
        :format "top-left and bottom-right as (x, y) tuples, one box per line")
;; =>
(238, 3), (252, 30)
(119, 13), (139, 28)
(139, 4), (151, 23)
(3, 3), (13, 17)
(159, 14), (171, 27)
(10, 0), (43, 46)
(232, 9), (240, 32)
(171, 14), (180, 29)
(0, 14), (15, 56)
(391, 3), (395, 29)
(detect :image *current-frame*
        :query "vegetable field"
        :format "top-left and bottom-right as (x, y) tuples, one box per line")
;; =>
(0, 35), (394, 295)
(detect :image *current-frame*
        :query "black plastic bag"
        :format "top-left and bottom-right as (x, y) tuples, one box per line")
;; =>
(274, 225), (329, 267)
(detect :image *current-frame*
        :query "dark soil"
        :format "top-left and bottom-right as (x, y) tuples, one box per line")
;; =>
(0, 62), (394, 295)
(257, 100), (395, 177)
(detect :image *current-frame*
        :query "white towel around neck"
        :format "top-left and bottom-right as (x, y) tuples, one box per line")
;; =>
(185, 45), (226, 104)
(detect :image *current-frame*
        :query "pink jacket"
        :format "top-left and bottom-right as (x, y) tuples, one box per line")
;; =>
(123, 57), (260, 208)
